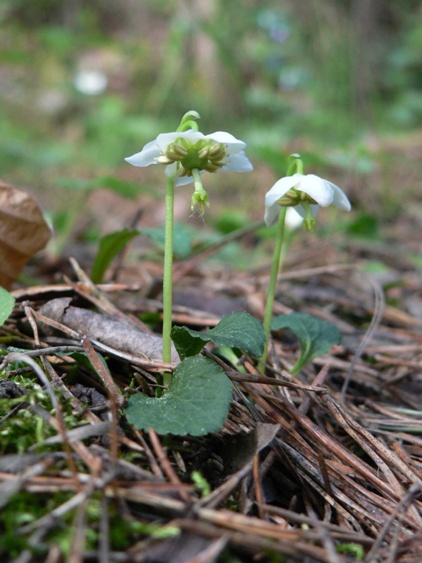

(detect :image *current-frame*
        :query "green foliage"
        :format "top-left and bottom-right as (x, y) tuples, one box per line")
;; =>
(213, 211), (250, 234)
(91, 228), (139, 283)
(0, 491), (74, 559)
(271, 313), (341, 375)
(125, 356), (232, 436)
(345, 213), (380, 240)
(336, 542), (364, 559)
(171, 312), (266, 360)
(191, 470), (211, 497)
(141, 223), (197, 260)
(0, 287), (15, 326)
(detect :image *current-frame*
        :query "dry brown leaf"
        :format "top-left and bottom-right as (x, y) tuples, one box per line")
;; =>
(0, 179), (51, 288)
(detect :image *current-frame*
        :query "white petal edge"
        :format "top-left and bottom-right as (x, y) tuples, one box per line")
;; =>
(222, 151), (253, 172)
(264, 174), (303, 207)
(298, 175), (334, 207)
(206, 131), (246, 151)
(125, 140), (161, 167)
(326, 181), (352, 211)
(264, 203), (281, 226)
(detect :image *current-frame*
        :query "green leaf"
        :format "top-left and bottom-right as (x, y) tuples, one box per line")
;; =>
(171, 312), (265, 360)
(125, 356), (232, 436)
(91, 228), (139, 283)
(0, 287), (15, 326)
(271, 312), (341, 374)
(141, 223), (195, 259)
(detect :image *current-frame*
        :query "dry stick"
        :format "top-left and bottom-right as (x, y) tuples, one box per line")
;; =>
(340, 272), (385, 402)
(307, 508), (342, 563)
(322, 394), (421, 494)
(148, 428), (191, 504)
(183, 535), (229, 563)
(298, 363), (330, 417)
(0, 457), (56, 510)
(81, 336), (125, 408)
(81, 334), (122, 466)
(130, 428), (164, 479)
(247, 384), (401, 501)
(68, 496), (88, 563)
(252, 454), (264, 520)
(68, 256), (151, 333)
(24, 305), (81, 487)
(364, 482), (422, 563)
(279, 440), (374, 534)
(197, 462), (255, 510)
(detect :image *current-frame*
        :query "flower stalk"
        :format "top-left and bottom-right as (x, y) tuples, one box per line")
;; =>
(262, 206), (287, 364)
(162, 176), (175, 376)
(261, 153), (351, 367)
(125, 110), (252, 379)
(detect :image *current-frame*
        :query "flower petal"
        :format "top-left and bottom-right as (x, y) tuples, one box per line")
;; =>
(125, 140), (160, 167)
(295, 203), (320, 218)
(222, 151), (253, 172)
(156, 130), (205, 152)
(298, 174), (334, 207)
(264, 202), (281, 226)
(285, 207), (304, 229)
(264, 174), (303, 207)
(163, 163), (195, 186)
(173, 174), (195, 187)
(326, 181), (351, 211)
(206, 131), (246, 152)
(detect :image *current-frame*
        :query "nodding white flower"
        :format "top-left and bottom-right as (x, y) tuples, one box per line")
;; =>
(264, 173), (351, 227)
(125, 129), (253, 186)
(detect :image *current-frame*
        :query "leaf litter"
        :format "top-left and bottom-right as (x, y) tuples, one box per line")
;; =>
(1, 216), (422, 561)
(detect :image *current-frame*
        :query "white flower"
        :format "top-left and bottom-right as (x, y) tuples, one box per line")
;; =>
(264, 173), (351, 227)
(125, 129), (253, 186)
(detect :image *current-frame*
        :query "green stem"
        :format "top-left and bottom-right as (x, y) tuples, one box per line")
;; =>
(162, 176), (175, 380)
(262, 206), (287, 364)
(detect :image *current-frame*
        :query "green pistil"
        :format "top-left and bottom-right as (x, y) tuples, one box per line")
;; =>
(191, 169), (209, 213)
(301, 201), (316, 231)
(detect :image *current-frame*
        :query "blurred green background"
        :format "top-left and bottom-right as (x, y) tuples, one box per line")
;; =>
(1, 0), (421, 257)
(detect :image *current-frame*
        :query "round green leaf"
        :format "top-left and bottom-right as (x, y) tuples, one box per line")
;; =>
(125, 356), (232, 436)
(271, 312), (341, 374)
(171, 312), (265, 360)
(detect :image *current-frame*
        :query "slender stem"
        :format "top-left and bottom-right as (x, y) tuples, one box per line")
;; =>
(262, 207), (287, 364)
(162, 176), (175, 375)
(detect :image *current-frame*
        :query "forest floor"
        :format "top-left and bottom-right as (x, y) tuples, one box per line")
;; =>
(1, 134), (422, 562)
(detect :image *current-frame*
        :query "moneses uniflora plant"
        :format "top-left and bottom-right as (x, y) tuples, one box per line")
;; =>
(125, 115), (350, 436)
(262, 153), (351, 362)
(125, 111), (253, 372)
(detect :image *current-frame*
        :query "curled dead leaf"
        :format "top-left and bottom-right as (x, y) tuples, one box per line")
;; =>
(0, 179), (51, 289)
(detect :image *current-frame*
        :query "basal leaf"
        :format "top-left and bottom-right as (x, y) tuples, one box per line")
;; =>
(91, 228), (139, 283)
(271, 312), (340, 374)
(0, 287), (15, 326)
(125, 356), (232, 436)
(171, 312), (265, 360)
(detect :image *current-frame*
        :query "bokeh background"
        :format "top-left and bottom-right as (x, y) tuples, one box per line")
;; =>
(1, 0), (421, 265)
